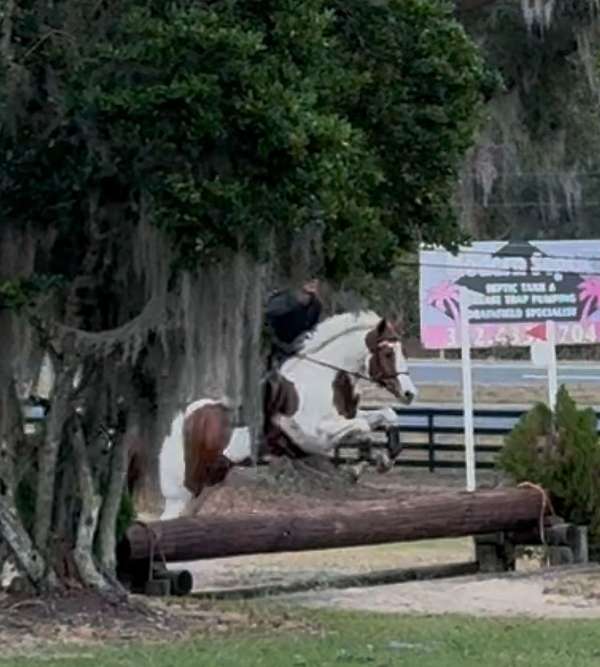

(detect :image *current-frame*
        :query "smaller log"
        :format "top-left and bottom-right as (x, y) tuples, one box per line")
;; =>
(510, 522), (589, 564)
(163, 569), (194, 596)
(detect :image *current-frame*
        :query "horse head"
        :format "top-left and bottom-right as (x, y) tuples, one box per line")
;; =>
(365, 318), (417, 405)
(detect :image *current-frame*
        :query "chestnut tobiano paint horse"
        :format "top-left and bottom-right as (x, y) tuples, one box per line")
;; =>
(128, 311), (416, 520)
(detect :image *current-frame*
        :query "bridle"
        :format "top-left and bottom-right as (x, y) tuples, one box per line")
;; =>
(294, 351), (411, 389)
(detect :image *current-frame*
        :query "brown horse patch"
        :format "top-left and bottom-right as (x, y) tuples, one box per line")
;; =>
(332, 370), (359, 419)
(263, 371), (305, 457)
(365, 318), (405, 400)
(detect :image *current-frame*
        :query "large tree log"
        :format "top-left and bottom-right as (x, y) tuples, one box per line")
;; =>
(118, 488), (549, 567)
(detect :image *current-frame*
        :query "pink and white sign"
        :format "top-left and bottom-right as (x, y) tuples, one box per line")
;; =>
(420, 240), (600, 349)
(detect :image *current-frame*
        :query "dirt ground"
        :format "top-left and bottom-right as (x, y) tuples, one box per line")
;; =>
(0, 589), (316, 659)
(285, 565), (600, 619)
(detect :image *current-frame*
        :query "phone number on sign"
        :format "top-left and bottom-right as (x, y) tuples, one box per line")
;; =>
(445, 322), (600, 348)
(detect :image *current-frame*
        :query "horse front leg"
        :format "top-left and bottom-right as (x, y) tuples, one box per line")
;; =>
(317, 415), (372, 449)
(311, 414), (375, 482)
(274, 414), (371, 455)
(357, 407), (399, 430)
(357, 408), (402, 473)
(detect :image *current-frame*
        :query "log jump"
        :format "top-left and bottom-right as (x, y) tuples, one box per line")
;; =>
(115, 486), (591, 596)
(119, 488), (548, 565)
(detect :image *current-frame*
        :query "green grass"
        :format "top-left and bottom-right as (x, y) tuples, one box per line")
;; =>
(5, 610), (600, 667)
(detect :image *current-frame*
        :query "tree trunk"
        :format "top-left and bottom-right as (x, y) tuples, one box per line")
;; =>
(96, 430), (128, 574)
(0, 377), (21, 496)
(70, 416), (110, 591)
(0, 497), (50, 588)
(0, 225), (47, 587)
(33, 363), (74, 553)
(0, 0), (15, 61)
(179, 255), (266, 452)
(127, 252), (267, 518)
(119, 487), (550, 566)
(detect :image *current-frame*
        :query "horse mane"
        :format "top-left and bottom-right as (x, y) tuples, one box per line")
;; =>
(299, 310), (380, 355)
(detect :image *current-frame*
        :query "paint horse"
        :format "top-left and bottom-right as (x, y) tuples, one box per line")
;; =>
(264, 311), (416, 459)
(130, 311), (416, 520)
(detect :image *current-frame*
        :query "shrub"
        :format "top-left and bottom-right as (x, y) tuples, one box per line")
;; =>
(498, 386), (600, 543)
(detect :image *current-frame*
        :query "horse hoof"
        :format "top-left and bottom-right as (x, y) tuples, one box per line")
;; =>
(349, 462), (368, 481)
(373, 451), (394, 474)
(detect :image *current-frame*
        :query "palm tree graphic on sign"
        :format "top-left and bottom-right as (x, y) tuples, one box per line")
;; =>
(579, 277), (600, 321)
(427, 281), (460, 321)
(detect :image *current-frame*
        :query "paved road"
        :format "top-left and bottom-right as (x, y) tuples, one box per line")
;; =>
(390, 410), (600, 431)
(409, 360), (600, 386)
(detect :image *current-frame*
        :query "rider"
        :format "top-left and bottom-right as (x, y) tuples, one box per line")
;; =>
(264, 278), (322, 371)
(261, 278), (322, 458)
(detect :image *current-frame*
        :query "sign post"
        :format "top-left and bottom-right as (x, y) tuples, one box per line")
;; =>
(530, 321), (559, 409)
(547, 320), (558, 409)
(459, 287), (476, 492)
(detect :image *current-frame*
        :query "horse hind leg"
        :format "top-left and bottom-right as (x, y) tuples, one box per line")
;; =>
(223, 427), (252, 464)
(181, 485), (220, 516)
(273, 415), (327, 456)
(161, 491), (192, 520)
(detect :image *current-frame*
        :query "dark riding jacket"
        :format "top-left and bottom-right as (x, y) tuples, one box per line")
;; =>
(265, 288), (322, 361)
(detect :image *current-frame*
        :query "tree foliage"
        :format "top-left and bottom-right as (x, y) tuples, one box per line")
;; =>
(2, 0), (487, 282)
(458, 2), (600, 241)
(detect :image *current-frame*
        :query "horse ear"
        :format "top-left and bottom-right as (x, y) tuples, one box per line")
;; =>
(366, 318), (391, 352)
(365, 328), (378, 353)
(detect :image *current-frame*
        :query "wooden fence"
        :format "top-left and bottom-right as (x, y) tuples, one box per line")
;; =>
(335, 406), (600, 472)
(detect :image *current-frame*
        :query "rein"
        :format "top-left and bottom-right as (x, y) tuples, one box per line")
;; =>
(295, 352), (411, 388)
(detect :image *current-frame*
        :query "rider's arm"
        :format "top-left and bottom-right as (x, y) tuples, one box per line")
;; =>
(304, 298), (322, 331)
